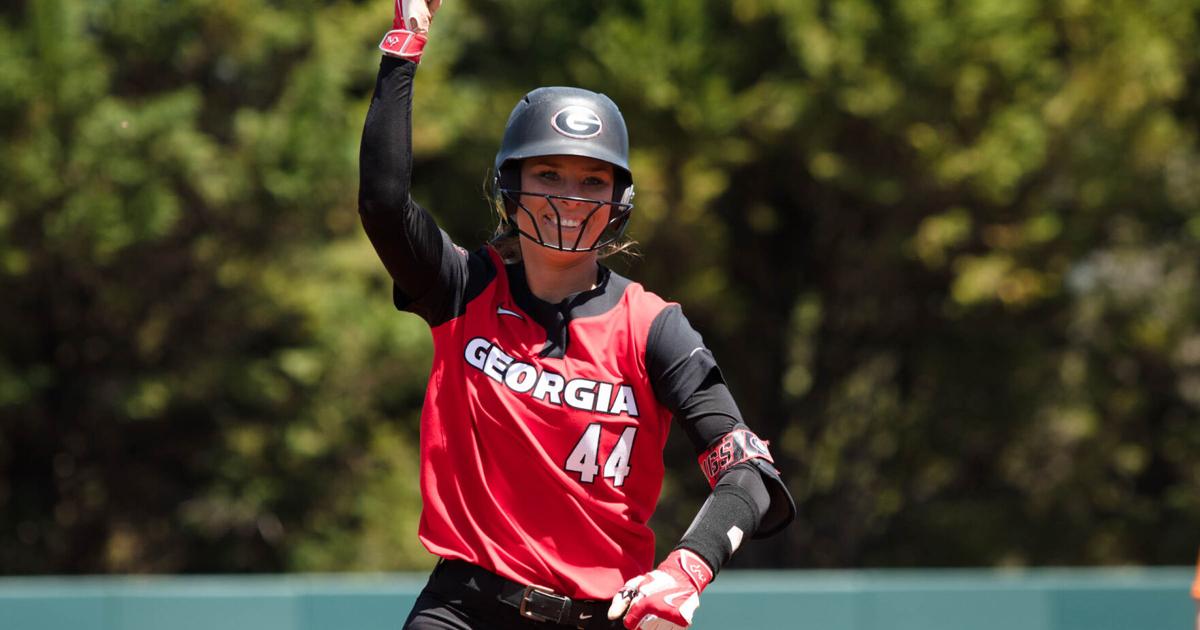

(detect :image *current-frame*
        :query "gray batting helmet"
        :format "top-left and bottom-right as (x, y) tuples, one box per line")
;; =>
(493, 86), (634, 252)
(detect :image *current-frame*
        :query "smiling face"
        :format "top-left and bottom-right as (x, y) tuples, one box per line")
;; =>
(513, 155), (616, 253)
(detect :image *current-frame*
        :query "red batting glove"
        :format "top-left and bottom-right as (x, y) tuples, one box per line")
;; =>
(380, 0), (441, 62)
(607, 549), (714, 630)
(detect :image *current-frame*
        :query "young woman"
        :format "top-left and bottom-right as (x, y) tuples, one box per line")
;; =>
(359, 2), (794, 628)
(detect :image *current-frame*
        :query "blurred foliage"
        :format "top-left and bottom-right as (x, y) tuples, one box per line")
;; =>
(1, 0), (1199, 574)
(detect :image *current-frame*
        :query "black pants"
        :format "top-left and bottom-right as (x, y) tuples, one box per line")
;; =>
(403, 559), (625, 630)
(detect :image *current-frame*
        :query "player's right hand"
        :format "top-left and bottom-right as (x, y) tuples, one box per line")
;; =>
(393, 0), (442, 34)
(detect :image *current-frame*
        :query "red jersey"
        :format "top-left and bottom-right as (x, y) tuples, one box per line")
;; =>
(415, 247), (673, 599)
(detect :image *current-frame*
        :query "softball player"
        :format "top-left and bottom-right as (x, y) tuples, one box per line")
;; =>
(360, 2), (794, 628)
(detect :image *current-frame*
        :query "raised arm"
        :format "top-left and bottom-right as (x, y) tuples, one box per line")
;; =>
(359, 0), (464, 321)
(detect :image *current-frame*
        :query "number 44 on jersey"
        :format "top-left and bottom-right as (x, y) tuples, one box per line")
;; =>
(565, 424), (637, 487)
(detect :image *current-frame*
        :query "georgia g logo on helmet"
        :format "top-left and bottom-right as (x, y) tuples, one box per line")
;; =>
(551, 105), (603, 139)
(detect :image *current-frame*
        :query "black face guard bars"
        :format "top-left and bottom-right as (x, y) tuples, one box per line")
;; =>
(500, 189), (633, 252)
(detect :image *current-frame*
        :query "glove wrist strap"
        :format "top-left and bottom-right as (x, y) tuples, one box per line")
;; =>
(379, 29), (428, 62)
(670, 549), (714, 593)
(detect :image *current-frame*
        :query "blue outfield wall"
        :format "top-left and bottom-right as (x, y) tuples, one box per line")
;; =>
(0, 567), (1194, 630)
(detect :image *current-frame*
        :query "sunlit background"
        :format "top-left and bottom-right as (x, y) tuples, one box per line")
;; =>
(2, 0), (1199, 590)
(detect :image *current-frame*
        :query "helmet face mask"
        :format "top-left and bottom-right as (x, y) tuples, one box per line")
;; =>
(500, 187), (634, 252)
(493, 86), (634, 253)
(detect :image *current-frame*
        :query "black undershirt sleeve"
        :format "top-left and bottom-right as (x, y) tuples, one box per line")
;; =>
(676, 465), (769, 571)
(358, 56), (470, 325)
(645, 305), (787, 575)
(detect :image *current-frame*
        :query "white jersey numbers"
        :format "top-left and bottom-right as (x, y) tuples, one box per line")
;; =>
(603, 426), (637, 487)
(566, 423), (603, 483)
(565, 423), (638, 487)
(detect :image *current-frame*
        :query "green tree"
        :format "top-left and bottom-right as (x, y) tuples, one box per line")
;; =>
(0, 0), (433, 572)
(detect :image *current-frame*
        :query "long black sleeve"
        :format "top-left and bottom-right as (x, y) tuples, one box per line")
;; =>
(359, 56), (473, 324)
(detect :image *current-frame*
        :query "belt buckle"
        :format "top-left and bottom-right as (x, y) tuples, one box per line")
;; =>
(519, 584), (570, 624)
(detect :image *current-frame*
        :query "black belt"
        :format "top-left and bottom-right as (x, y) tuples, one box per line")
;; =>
(429, 558), (618, 629)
